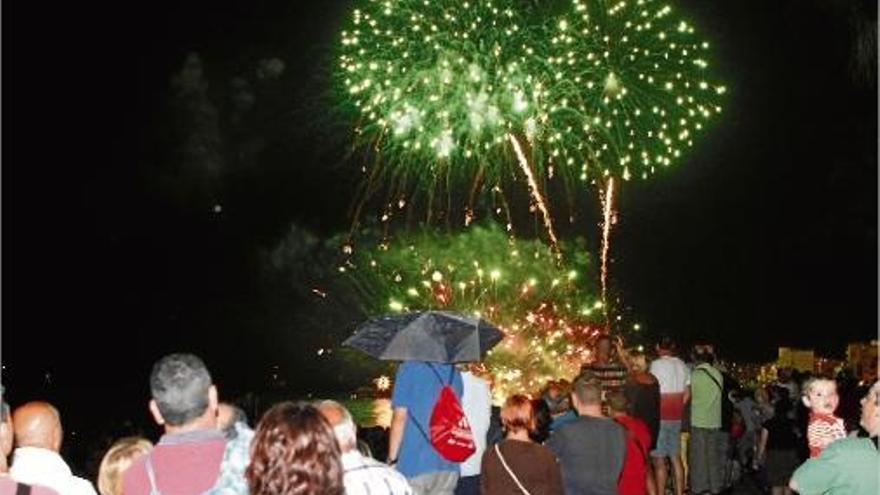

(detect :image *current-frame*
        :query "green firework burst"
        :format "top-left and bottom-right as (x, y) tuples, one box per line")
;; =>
(339, 223), (606, 396)
(337, 0), (557, 203)
(538, 0), (726, 183)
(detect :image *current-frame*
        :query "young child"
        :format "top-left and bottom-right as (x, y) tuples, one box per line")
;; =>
(801, 376), (846, 458)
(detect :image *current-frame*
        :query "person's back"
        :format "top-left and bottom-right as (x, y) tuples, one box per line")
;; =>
(615, 415), (652, 495)
(690, 361), (722, 430)
(123, 353), (227, 495)
(317, 400), (411, 495)
(547, 378), (625, 495)
(624, 366), (660, 450)
(8, 402), (96, 495)
(480, 395), (562, 495)
(456, 370), (491, 495)
(647, 338), (689, 495)
(340, 452), (413, 495)
(550, 415), (625, 494)
(649, 355), (689, 420)
(733, 394), (760, 467)
(388, 361), (463, 493)
(0, 400), (59, 495)
(211, 404), (253, 495)
(687, 346), (726, 495)
(735, 396), (759, 433)
(481, 440), (562, 495)
(0, 477), (60, 495)
(791, 436), (879, 495)
(124, 434), (225, 495)
(610, 394), (651, 495)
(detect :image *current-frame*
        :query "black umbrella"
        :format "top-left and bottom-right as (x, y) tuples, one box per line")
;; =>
(343, 311), (505, 363)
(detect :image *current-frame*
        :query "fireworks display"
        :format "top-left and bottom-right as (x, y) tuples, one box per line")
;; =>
(334, 0), (727, 383)
(539, 0), (726, 183)
(339, 223), (606, 398)
(338, 0), (549, 196)
(337, 0), (726, 261)
(338, 0), (725, 198)
(533, 0), (726, 316)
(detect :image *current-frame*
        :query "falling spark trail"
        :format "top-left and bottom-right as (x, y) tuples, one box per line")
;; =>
(600, 176), (616, 328)
(465, 165), (487, 226)
(507, 133), (560, 255)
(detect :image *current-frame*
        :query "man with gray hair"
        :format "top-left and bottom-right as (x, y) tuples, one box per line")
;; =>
(317, 400), (412, 495)
(123, 353), (227, 495)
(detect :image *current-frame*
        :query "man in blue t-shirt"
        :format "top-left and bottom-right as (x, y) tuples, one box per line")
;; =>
(388, 361), (463, 495)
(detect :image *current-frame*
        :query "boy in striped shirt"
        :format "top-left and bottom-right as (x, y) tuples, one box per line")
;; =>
(802, 376), (846, 458)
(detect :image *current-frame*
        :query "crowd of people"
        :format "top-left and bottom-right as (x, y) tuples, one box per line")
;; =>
(0, 338), (877, 495)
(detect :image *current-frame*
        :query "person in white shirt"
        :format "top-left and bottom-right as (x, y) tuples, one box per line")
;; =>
(455, 366), (491, 495)
(317, 400), (412, 495)
(9, 402), (96, 495)
(649, 337), (691, 495)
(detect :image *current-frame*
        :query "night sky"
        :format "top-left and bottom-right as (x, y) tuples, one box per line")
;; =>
(4, 0), (877, 409)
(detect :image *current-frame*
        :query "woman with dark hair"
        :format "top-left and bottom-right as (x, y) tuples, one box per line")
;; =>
(246, 401), (345, 495)
(480, 395), (563, 495)
(530, 398), (553, 444)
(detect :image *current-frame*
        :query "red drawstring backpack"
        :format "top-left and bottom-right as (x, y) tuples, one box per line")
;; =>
(408, 363), (476, 462)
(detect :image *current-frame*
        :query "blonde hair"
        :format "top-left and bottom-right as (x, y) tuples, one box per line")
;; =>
(97, 437), (153, 495)
(801, 376), (836, 398)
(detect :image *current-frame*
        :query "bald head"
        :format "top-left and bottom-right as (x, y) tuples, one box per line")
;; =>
(12, 402), (62, 452)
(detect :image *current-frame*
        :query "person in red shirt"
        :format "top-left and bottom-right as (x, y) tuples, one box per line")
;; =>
(610, 393), (652, 495)
(123, 353), (227, 495)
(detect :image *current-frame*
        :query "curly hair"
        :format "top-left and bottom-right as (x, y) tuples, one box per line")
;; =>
(246, 401), (344, 495)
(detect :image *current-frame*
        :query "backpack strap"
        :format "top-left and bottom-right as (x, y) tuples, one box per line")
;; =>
(424, 362), (453, 386)
(145, 455), (164, 495)
(697, 366), (722, 391)
(494, 444), (532, 495)
(404, 364), (444, 447)
(407, 411), (433, 446)
(15, 483), (31, 495)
